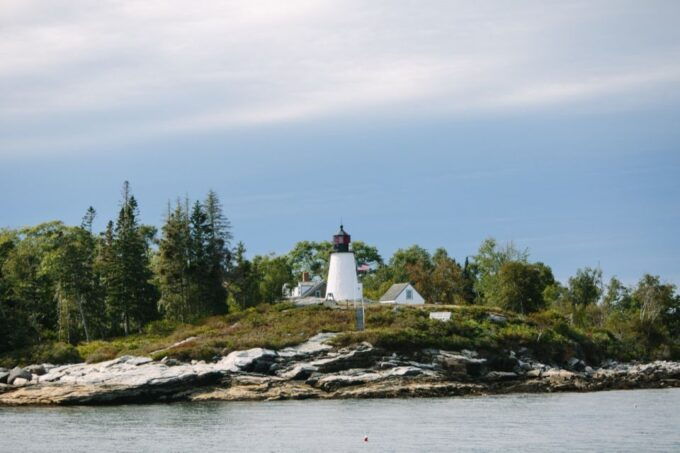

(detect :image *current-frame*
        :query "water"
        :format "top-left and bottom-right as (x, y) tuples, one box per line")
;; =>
(1, 389), (679, 452)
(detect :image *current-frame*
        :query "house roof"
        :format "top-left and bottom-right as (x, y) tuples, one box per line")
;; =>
(301, 280), (326, 298)
(380, 283), (411, 301)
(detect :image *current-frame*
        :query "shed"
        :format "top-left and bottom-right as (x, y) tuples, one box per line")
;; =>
(379, 283), (425, 305)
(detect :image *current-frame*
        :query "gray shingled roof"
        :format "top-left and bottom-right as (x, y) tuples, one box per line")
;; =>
(301, 280), (326, 298)
(380, 283), (410, 301)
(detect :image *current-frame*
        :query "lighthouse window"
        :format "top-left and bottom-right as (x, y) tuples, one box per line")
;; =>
(406, 289), (413, 300)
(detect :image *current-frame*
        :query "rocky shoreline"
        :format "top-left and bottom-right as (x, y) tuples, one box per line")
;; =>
(1, 333), (678, 406)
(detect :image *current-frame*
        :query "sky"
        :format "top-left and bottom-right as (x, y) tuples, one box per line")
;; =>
(1, 1), (679, 285)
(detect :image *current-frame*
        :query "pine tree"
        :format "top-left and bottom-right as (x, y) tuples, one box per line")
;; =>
(157, 200), (192, 322)
(105, 182), (158, 335)
(227, 242), (259, 310)
(203, 190), (231, 314)
(97, 220), (120, 334)
(157, 192), (232, 320)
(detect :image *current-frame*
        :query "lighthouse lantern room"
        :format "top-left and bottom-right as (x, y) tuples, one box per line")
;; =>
(325, 225), (362, 301)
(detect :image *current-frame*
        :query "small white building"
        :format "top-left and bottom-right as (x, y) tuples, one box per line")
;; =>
(379, 283), (424, 305)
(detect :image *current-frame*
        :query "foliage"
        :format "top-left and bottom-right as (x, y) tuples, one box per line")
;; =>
(101, 181), (159, 335)
(494, 261), (551, 314)
(287, 239), (382, 280)
(567, 267), (603, 307)
(1, 192), (678, 369)
(156, 192), (231, 322)
(472, 238), (529, 303)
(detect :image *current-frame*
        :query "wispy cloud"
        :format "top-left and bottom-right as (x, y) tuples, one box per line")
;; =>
(1, 0), (679, 156)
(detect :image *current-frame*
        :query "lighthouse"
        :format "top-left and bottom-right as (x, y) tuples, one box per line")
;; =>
(325, 225), (362, 302)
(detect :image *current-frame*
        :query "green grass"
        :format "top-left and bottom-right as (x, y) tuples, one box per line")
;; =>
(0, 302), (637, 367)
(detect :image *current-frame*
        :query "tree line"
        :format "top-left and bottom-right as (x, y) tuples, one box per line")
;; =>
(1, 183), (678, 359)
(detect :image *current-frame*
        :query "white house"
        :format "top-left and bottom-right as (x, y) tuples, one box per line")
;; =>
(379, 283), (424, 305)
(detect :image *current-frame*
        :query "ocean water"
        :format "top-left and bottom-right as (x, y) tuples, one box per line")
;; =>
(1, 389), (678, 452)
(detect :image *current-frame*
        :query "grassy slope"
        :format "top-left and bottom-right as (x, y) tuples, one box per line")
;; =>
(1, 303), (638, 367)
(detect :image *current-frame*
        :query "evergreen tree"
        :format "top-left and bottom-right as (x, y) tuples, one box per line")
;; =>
(203, 190), (231, 314)
(105, 182), (158, 335)
(188, 200), (211, 316)
(157, 192), (232, 321)
(157, 200), (191, 322)
(97, 220), (119, 334)
(227, 242), (260, 310)
(460, 257), (477, 304)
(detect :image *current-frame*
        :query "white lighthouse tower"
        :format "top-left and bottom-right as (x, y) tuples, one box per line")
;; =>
(325, 225), (362, 302)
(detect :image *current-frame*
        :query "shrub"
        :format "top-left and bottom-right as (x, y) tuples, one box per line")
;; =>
(85, 346), (120, 363)
(144, 319), (179, 336)
(34, 342), (82, 364)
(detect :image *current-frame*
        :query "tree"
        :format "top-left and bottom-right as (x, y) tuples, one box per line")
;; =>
(227, 242), (260, 310)
(389, 245), (434, 301)
(0, 229), (40, 352)
(567, 267), (602, 308)
(287, 241), (332, 278)
(495, 261), (548, 314)
(429, 248), (464, 304)
(602, 277), (632, 311)
(201, 190), (231, 315)
(253, 254), (295, 304)
(103, 182), (158, 335)
(2, 223), (62, 343)
(41, 220), (101, 343)
(156, 200), (192, 322)
(156, 192), (232, 321)
(473, 238), (529, 304)
(459, 257), (477, 304)
(632, 275), (679, 338)
(351, 240), (383, 270)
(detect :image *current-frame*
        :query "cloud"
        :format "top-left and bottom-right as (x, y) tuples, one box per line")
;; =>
(1, 0), (680, 156)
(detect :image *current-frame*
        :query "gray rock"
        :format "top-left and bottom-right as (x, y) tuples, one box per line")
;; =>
(377, 360), (399, 370)
(216, 348), (277, 373)
(542, 369), (575, 380)
(526, 369), (542, 378)
(25, 364), (47, 376)
(311, 343), (380, 373)
(484, 371), (519, 381)
(515, 360), (534, 373)
(0, 371), (9, 384)
(278, 364), (319, 380)
(278, 333), (337, 359)
(12, 377), (31, 386)
(313, 369), (383, 391)
(487, 354), (519, 372)
(567, 357), (586, 372)
(161, 357), (181, 367)
(385, 366), (424, 377)
(488, 313), (507, 324)
(8, 367), (32, 385)
(439, 354), (486, 377)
